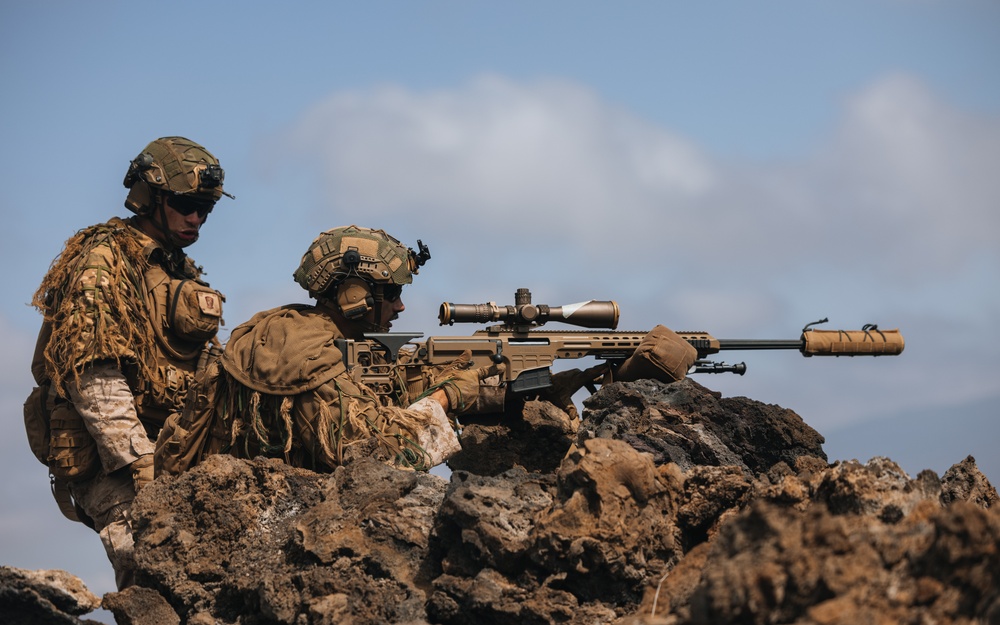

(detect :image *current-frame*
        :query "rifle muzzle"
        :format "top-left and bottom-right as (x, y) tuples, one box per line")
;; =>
(802, 328), (905, 356)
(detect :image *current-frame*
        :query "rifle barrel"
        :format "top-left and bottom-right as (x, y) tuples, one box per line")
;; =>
(717, 339), (804, 351)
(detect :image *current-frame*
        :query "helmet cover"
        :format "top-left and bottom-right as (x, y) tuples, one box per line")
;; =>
(293, 225), (427, 298)
(123, 136), (225, 213)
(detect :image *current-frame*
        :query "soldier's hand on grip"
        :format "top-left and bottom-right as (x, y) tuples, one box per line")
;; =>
(542, 363), (609, 420)
(442, 362), (506, 414)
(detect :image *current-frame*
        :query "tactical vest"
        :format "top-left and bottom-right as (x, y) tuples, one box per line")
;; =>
(137, 252), (224, 426)
(27, 218), (224, 481)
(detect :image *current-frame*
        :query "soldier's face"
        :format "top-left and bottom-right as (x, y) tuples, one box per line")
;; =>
(162, 196), (211, 248)
(375, 295), (405, 330)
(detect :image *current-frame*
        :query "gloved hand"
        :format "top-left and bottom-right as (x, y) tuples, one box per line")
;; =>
(131, 454), (155, 492)
(441, 362), (506, 414)
(540, 362), (609, 419)
(615, 325), (698, 383)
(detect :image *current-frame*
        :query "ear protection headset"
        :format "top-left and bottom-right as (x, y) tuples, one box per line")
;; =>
(336, 277), (375, 319)
(332, 248), (377, 318)
(124, 179), (156, 215)
(123, 153), (159, 215)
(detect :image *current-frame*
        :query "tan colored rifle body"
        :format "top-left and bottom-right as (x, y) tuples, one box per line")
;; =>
(338, 326), (904, 397)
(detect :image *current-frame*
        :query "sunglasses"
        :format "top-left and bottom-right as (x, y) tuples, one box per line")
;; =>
(167, 194), (215, 219)
(383, 284), (403, 302)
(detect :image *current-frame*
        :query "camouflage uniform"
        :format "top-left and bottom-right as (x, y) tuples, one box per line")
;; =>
(28, 138), (227, 589)
(192, 304), (460, 472)
(156, 226), (487, 478)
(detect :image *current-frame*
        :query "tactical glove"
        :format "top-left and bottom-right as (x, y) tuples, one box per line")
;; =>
(131, 454), (155, 492)
(615, 325), (698, 383)
(540, 362), (609, 419)
(441, 362), (506, 415)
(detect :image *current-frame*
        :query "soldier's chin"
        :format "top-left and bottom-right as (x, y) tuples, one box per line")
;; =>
(173, 231), (200, 247)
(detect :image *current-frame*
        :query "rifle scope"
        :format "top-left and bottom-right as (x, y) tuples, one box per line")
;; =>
(439, 288), (620, 329)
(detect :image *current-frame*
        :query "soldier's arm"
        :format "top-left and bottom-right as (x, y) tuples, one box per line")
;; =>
(66, 361), (154, 483)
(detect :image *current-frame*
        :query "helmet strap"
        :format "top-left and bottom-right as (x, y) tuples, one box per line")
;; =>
(138, 192), (184, 250)
(153, 196), (176, 246)
(369, 285), (389, 333)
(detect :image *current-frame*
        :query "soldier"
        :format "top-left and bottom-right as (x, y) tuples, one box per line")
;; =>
(155, 225), (500, 477)
(27, 136), (231, 588)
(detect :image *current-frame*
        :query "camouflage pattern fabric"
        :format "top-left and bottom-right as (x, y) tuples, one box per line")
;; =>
(32, 217), (219, 423)
(32, 218), (154, 395)
(67, 363), (154, 473)
(30, 216), (221, 588)
(203, 305), (453, 472)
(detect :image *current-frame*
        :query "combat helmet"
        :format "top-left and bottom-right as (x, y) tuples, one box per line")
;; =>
(123, 136), (231, 215)
(294, 225), (430, 321)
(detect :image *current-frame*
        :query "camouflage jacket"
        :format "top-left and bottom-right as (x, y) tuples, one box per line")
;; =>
(32, 216), (224, 428)
(182, 304), (444, 472)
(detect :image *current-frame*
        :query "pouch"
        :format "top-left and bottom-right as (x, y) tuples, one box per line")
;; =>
(23, 384), (52, 465)
(154, 353), (223, 477)
(167, 279), (224, 342)
(48, 400), (100, 482)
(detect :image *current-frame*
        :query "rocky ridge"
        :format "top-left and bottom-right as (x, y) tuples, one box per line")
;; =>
(4, 378), (997, 624)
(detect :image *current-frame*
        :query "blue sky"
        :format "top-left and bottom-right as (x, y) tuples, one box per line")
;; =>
(2, 0), (998, 607)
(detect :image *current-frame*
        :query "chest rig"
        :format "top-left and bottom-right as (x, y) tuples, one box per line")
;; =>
(135, 242), (224, 426)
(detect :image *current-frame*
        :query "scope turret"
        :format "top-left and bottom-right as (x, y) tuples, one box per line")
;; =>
(439, 288), (620, 330)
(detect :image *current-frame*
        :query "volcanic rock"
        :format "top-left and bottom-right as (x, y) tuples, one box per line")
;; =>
(0, 566), (102, 625)
(7, 378), (996, 624)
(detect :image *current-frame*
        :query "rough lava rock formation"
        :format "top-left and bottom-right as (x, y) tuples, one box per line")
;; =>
(4, 378), (997, 624)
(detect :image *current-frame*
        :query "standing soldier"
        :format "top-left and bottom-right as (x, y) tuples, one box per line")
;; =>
(26, 136), (232, 588)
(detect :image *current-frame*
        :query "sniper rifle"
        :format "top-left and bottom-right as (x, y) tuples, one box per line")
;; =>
(335, 288), (905, 399)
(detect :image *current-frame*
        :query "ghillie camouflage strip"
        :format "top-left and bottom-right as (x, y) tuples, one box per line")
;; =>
(32, 218), (157, 396)
(214, 368), (435, 471)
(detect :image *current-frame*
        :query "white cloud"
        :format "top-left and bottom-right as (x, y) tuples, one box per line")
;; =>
(278, 73), (999, 293)
(810, 73), (1000, 275)
(281, 75), (715, 244)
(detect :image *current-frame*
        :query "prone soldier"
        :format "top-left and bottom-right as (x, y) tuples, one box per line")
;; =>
(156, 225), (501, 475)
(155, 225), (702, 476)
